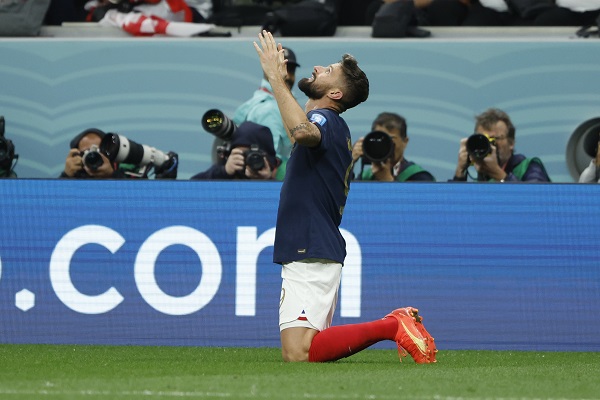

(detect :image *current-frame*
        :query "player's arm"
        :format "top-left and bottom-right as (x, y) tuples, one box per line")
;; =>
(254, 30), (321, 147)
(266, 58), (321, 147)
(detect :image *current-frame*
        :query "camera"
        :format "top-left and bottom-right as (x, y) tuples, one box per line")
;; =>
(466, 133), (496, 160)
(99, 132), (178, 179)
(100, 133), (178, 179)
(202, 109), (237, 141)
(100, 133), (170, 167)
(582, 127), (600, 158)
(217, 143), (267, 172)
(216, 141), (232, 163)
(81, 144), (104, 171)
(362, 130), (394, 162)
(244, 145), (267, 172)
(0, 116), (18, 173)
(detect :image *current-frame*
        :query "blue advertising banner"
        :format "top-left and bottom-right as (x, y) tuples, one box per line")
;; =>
(1, 180), (599, 351)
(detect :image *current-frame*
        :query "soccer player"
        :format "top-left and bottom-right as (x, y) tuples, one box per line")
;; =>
(254, 30), (437, 363)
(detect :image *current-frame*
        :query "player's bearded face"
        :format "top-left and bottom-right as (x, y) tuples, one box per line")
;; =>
(298, 77), (328, 99)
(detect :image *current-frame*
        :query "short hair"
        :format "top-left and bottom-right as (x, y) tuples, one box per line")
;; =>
(371, 112), (407, 139)
(475, 108), (515, 141)
(338, 54), (369, 112)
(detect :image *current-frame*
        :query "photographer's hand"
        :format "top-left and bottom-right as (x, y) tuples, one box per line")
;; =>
(454, 138), (469, 179)
(64, 149), (84, 177)
(225, 148), (246, 176)
(372, 158), (394, 182)
(473, 143), (506, 181)
(245, 156), (273, 180)
(85, 153), (115, 178)
(352, 137), (364, 163)
(595, 141), (600, 167)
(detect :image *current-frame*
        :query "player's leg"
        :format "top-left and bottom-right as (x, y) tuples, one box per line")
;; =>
(279, 259), (341, 362)
(280, 326), (318, 362)
(307, 307), (437, 363)
(279, 260), (393, 362)
(279, 260), (437, 363)
(307, 317), (397, 362)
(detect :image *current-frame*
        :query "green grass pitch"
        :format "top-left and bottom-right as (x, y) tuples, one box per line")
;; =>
(1, 345), (599, 399)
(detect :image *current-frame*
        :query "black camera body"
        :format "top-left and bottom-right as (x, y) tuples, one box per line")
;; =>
(466, 133), (496, 160)
(243, 145), (267, 172)
(362, 130), (394, 162)
(217, 143), (267, 172)
(0, 116), (18, 174)
(216, 141), (232, 163)
(80, 144), (104, 171)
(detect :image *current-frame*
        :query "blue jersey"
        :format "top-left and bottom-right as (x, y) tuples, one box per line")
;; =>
(273, 109), (353, 265)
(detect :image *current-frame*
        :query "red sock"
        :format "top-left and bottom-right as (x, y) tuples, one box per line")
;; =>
(308, 317), (397, 362)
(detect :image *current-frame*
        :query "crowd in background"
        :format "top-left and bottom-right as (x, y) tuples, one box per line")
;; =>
(42, 1), (600, 28)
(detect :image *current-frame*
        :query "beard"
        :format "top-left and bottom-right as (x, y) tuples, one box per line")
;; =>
(298, 77), (327, 99)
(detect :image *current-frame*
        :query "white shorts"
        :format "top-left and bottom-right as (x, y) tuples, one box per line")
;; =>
(279, 259), (342, 332)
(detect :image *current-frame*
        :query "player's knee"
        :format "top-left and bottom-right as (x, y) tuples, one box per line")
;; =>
(281, 346), (309, 362)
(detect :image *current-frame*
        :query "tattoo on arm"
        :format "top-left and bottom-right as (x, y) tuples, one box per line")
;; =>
(289, 122), (311, 138)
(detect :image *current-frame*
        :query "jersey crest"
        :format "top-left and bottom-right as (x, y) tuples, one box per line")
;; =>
(309, 113), (327, 126)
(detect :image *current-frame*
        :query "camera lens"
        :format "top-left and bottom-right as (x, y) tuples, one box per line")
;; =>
(582, 124), (600, 158)
(100, 133), (145, 165)
(244, 146), (266, 171)
(83, 151), (104, 171)
(202, 109), (236, 141)
(466, 133), (492, 160)
(100, 133), (169, 167)
(362, 130), (393, 162)
(100, 133), (121, 161)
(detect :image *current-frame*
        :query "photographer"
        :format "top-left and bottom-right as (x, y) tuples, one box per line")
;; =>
(352, 112), (435, 182)
(578, 132), (600, 183)
(190, 121), (279, 180)
(233, 47), (300, 181)
(60, 128), (121, 179)
(60, 128), (178, 179)
(451, 108), (551, 182)
(0, 116), (18, 178)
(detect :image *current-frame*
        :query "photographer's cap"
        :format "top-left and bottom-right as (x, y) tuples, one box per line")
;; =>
(284, 48), (300, 69)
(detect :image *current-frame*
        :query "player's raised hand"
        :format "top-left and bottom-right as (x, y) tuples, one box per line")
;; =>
(253, 30), (287, 84)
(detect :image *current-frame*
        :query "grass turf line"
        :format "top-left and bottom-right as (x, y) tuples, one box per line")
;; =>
(0, 344), (599, 399)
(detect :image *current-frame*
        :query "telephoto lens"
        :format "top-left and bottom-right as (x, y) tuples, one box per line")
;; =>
(202, 109), (237, 140)
(582, 126), (600, 158)
(362, 130), (393, 162)
(100, 133), (170, 168)
(466, 133), (494, 160)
